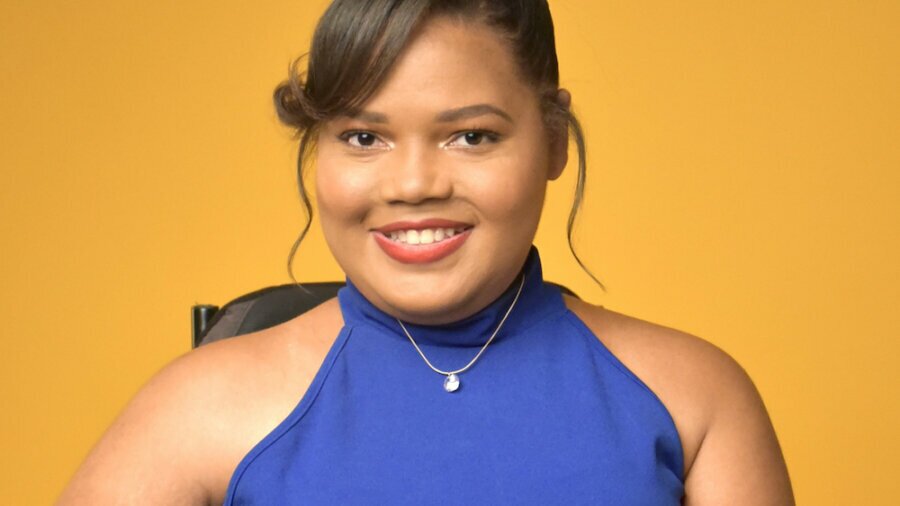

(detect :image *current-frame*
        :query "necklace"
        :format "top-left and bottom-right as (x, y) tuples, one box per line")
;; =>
(396, 272), (526, 393)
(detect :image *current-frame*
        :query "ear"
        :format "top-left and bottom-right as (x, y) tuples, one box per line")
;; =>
(547, 88), (571, 181)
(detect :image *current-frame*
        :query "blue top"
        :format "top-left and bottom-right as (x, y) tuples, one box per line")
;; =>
(224, 247), (684, 504)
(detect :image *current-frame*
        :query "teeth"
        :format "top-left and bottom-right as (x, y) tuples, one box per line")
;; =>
(385, 227), (465, 245)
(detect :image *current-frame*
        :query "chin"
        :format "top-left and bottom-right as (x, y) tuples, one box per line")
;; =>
(381, 286), (471, 324)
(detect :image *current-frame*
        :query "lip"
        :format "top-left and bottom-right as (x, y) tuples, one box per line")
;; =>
(373, 218), (471, 234)
(372, 226), (472, 264)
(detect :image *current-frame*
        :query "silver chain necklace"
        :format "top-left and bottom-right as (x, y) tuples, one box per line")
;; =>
(396, 272), (526, 393)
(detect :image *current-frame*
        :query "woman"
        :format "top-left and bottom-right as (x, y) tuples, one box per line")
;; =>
(59, 1), (794, 504)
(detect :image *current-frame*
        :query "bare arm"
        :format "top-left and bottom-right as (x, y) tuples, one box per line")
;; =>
(56, 315), (330, 506)
(57, 351), (223, 505)
(683, 349), (795, 505)
(562, 298), (794, 505)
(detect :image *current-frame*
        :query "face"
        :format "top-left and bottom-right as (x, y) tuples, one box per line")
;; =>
(315, 16), (568, 325)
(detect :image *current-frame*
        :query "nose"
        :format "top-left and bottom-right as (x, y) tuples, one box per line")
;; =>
(378, 144), (453, 204)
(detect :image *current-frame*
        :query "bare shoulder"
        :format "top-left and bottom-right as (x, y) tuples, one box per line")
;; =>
(563, 296), (729, 470)
(563, 295), (794, 505)
(57, 298), (344, 505)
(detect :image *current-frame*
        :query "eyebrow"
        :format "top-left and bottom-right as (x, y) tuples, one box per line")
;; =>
(346, 103), (513, 125)
(435, 104), (513, 123)
(348, 110), (389, 124)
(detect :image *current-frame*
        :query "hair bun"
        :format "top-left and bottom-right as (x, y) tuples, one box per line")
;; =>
(273, 65), (318, 133)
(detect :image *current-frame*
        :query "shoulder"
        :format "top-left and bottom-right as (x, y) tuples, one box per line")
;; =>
(58, 298), (344, 505)
(563, 296), (793, 504)
(563, 296), (729, 471)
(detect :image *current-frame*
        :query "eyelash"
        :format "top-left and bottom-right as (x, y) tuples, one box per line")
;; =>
(337, 129), (501, 150)
(448, 129), (501, 147)
(338, 131), (385, 150)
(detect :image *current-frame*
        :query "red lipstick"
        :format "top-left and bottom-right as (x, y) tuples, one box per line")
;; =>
(371, 219), (472, 264)
(373, 219), (470, 234)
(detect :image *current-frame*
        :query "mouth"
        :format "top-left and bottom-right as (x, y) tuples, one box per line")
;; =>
(381, 225), (472, 245)
(371, 219), (473, 264)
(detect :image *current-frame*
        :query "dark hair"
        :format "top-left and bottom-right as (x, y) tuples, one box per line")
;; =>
(274, 0), (605, 292)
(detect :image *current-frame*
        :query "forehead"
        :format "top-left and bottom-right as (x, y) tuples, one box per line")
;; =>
(358, 16), (536, 117)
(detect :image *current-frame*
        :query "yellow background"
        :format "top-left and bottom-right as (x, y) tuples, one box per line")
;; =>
(2, 0), (897, 503)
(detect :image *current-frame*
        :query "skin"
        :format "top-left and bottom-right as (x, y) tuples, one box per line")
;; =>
(57, 16), (794, 506)
(314, 16), (566, 326)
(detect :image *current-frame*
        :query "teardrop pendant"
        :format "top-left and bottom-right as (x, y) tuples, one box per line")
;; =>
(443, 373), (460, 393)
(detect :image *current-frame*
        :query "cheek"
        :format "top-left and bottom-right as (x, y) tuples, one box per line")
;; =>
(466, 146), (549, 222)
(315, 157), (372, 226)
(462, 166), (547, 241)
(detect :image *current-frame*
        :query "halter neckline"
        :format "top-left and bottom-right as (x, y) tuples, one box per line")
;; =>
(337, 246), (564, 347)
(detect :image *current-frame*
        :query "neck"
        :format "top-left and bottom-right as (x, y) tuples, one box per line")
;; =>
(337, 246), (565, 347)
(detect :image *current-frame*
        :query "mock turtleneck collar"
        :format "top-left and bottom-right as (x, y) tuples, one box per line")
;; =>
(337, 246), (565, 347)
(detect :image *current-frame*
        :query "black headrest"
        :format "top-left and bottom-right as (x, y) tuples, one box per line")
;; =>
(197, 282), (344, 347)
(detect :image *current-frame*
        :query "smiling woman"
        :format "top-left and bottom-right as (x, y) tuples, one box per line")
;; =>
(57, 1), (794, 505)
(313, 16), (565, 325)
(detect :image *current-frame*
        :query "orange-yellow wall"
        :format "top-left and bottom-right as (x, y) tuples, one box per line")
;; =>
(2, 1), (898, 503)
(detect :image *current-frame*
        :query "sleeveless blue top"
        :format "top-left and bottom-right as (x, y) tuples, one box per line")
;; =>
(224, 247), (684, 504)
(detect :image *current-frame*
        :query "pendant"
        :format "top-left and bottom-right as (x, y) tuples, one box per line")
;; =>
(443, 373), (460, 393)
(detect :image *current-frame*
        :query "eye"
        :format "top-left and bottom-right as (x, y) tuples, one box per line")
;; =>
(339, 131), (387, 149)
(447, 130), (500, 148)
